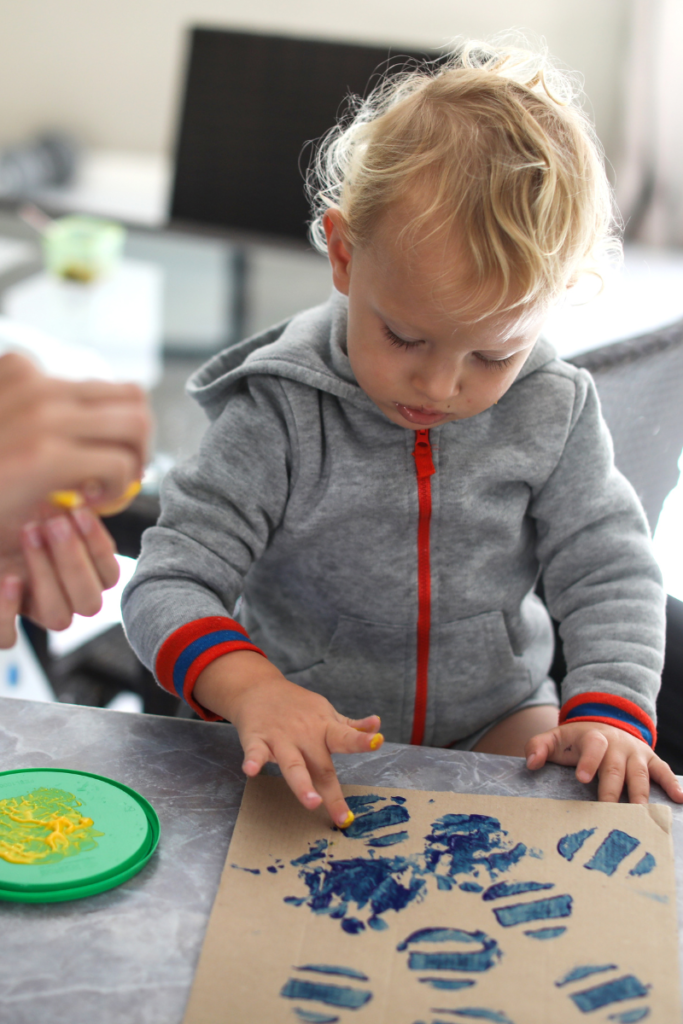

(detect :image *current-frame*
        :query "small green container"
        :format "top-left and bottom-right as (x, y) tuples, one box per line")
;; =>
(43, 215), (126, 282)
(0, 768), (160, 902)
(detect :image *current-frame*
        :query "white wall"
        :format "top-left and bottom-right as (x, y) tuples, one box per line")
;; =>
(0, 0), (628, 165)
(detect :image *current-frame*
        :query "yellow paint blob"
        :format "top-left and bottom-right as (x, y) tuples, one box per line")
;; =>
(0, 787), (103, 865)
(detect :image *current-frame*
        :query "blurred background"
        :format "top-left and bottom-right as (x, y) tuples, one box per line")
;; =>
(0, 0), (682, 765)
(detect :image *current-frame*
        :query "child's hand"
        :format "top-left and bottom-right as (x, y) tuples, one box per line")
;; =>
(193, 650), (384, 827)
(525, 721), (683, 804)
(0, 507), (119, 648)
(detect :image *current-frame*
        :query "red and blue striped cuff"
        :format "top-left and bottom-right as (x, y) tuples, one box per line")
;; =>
(155, 616), (266, 720)
(560, 692), (656, 748)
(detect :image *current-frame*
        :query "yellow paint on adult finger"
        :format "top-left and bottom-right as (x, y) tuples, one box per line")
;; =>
(94, 479), (141, 516)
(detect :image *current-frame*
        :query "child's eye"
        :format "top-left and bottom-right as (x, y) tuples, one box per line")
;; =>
(474, 352), (515, 370)
(382, 324), (423, 350)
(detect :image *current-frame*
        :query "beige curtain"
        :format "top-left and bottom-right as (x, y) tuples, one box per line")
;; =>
(617, 0), (683, 244)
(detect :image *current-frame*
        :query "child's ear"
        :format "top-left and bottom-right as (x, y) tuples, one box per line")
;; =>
(323, 208), (352, 296)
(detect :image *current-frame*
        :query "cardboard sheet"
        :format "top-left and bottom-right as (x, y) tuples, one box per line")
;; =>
(183, 777), (681, 1024)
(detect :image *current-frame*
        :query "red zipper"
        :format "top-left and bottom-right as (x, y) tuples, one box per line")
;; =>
(410, 429), (435, 745)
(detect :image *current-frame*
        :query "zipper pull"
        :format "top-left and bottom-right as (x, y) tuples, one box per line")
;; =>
(413, 429), (435, 478)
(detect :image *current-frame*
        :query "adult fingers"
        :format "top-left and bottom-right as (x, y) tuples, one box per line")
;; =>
(648, 755), (683, 803)
(624, 752), (651, 805)
(574, 730), (609, 784)
(0, 576), (22, 648)
(42, 516), (104, 618)
(71, 509), (119, 590)
(596, 754), (627, 803)
(20, 522), (73, 631)
(327, 719), (384, 755)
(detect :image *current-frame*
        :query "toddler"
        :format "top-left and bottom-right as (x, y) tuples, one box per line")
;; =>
(123, 38), (683, 826)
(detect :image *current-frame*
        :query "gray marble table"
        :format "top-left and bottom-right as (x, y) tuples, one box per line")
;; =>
(0, 696), (681, 1024)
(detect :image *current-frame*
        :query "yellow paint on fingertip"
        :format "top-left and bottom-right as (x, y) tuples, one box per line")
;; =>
(370, 733), (384, 751)
(48, 489), (85, 510)
(339, 811), (355, 829)
(94, 479), (142, 516)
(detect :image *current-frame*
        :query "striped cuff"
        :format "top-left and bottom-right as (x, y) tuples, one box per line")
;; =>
(155, 616), (266, 720)
(560, 692), (656, 748)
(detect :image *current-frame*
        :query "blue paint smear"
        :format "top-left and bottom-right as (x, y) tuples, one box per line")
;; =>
(343, 805), (410, 838)
(523, 927), (567, 939)
(291, 840), (329, 867)
(584, 830), (640, 877)
(436, 1009), (515, 1023)
(342, 918), (365, 934)
(557, 828), (596, 861)
(629, 853), (656, 877)
(460, 882), (484, 893)
(482, 881), (554, 901)
(437, 876), (454, 891)
(493, 894), (572, 927)
(556, 964), (617, 986)
(368, 916), (388, 931)
(392, 796), (407, 804)
(267, 865), (278, 873)
(398, 928), (502, 973)
(366, 832), (409, 848)
(230, 863), (260, 874)
(424, 815), (528, 881)
(346, 794), (385, 810)
(280, 980), (372, 1009)
(608, 1010), (650, 1022)
(295, 965), (369, 981)
(570, 975), (650, 1012)
(294, 1011), (340, 1024)
(418, 978), (476, 990)
(639, 891), (668, 904)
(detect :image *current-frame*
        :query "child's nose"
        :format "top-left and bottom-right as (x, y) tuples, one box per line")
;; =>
(412, 358), (461, 403)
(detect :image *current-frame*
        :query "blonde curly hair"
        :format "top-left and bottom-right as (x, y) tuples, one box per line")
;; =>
(306, 36), (621, 317)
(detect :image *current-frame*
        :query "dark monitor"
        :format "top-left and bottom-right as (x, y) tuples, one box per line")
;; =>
(170, 27), (436, 242)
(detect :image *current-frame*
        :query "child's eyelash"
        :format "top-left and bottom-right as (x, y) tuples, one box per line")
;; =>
(382, 324), (423, 349)
(474, 353), (515, 370)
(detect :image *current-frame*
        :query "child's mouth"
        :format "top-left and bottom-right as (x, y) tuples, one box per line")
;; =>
(394, 403), (450, 426)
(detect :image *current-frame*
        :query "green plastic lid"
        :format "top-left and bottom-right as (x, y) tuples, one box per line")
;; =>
(0, 769), (160, 903)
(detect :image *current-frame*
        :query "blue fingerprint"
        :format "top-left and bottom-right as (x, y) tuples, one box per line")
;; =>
(294, 1011), (340, 1024)
(291, 840), (329, 867)
(392, 796), (407, 804)
(398, 928), (502, 973)
(629, 853), (656, 877)
(557, 828), (596, 861)
(493, 894), (572, 927)
(523, 927), (566, 939)
(570, 975), (650, 1012)
(342, 918), (365, 934)
(482, 881), (554, 901)
(230, 864), (260, 874)
(433, 1009), (515, 1023)
(284, 896), (306, 906)
(346, 794), (385, 810)
(424, 815), (527, 880)
(267, 866), (278, 873)
(418, 978), (476, 990)
(487, 845), (527, 874)
(344, 805), (411, 838)
(556, 964), (617, 987)
(437, 876), (454, 891)
(584, 831), (640, 877)
(366, 832), (409, 847)
(608, 1010), (650, 1022)
(368, 916), (388, 931)
(295, 965), (369, 981)
(280, 979), (372, 1009)
(460, 882), (484, 893)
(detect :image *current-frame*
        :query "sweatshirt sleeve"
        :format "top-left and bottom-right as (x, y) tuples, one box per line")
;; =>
(121, 375), (294, 717)
(530, 368), (665, 747)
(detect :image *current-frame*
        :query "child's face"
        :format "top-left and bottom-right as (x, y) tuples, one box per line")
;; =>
(324, 207), (547, 430)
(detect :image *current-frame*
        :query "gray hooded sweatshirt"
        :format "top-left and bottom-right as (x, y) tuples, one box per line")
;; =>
(122, 292), (664, 748)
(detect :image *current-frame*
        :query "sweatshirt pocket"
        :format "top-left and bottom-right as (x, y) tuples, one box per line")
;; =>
(430, 611), (533, 747)
(285, 615), (409, 740)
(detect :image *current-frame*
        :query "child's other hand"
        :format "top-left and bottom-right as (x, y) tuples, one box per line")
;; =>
(193, 650), (384, 827)
(525, 721), (683, 805)
(0, 507), (119, 648)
